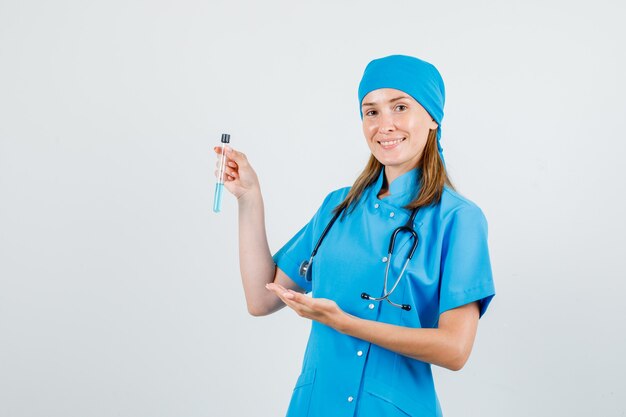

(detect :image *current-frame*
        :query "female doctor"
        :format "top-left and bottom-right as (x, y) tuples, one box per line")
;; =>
(215, 55), (495, 417)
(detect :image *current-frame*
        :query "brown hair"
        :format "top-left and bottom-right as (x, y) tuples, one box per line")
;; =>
(333, 129), (454, 215)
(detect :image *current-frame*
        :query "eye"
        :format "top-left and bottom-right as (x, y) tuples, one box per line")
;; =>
(395, 104), (407, 112)
(365, 109), (377, 116)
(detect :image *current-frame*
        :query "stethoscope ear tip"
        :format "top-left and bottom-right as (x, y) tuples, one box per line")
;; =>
(361, 292), (370, 300)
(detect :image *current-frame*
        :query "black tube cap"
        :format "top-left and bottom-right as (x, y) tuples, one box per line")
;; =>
(221, 133), (230, 143)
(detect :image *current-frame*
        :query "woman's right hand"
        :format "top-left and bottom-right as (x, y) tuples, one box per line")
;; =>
(214, 146), (260, 201)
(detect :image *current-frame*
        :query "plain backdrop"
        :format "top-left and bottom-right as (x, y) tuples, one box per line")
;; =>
(1, 0), (625, 416)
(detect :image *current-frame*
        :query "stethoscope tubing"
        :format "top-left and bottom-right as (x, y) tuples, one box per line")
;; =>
(300, 204), (420, 311)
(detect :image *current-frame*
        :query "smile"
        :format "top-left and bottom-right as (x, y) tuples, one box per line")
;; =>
(378, 137), (406, 148)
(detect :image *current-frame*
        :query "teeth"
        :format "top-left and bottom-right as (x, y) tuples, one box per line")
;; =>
(380, 138), (404, 146)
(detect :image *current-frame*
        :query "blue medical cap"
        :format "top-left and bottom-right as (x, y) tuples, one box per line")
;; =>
(358, 55), (446, 162)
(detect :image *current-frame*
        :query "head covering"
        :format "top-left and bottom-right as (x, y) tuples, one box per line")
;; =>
(358, 55), (446, 163)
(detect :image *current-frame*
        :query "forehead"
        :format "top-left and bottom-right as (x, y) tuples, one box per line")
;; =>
(361, 88), (417, 106)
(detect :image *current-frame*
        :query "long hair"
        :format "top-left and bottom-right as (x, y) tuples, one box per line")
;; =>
(333, 129), (454, 215)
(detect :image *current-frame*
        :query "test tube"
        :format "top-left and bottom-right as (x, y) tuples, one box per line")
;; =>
(213, 133), (230, 213)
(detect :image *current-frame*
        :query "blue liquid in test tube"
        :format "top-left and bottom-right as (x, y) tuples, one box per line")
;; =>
(213, 133), (230, 213)
(213, 183), (224, 213)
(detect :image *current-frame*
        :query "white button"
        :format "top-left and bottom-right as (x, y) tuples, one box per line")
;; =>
(374, 203), (380, 208)
(389, 212), (395, 218)
(347, 396), (354, 402)
(357, 350), (363, 357)
(382, 256), (388, 263)
(368, 303), (375, 310)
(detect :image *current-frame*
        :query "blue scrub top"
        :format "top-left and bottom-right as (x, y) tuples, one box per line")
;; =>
(273, 168), (495, 417)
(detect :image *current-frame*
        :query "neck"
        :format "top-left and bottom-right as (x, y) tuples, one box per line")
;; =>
(384, 165), (412, 185)
(378, 165), (417, 199)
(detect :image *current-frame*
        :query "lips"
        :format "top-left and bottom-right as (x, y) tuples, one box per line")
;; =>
(378, 137), (406, 149)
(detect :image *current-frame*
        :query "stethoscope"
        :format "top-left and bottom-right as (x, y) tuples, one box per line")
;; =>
(299, 206), (420, 311)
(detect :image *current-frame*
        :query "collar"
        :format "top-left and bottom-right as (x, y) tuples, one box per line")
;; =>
(371, 167), (422, 208)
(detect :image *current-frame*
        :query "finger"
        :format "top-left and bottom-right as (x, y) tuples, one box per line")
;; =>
(274, 285), (312, 307)
(266, 285), (317, 319)
(266, 282), (290, 297)
(216, 168), (234, 182)
(224, 147), (248, 165)
(280, 295), (313, 316)
(286, 290), (313, 306)
(266, 285), (296, 307)
(214, 147), (237, 167)
(215, 150), (230, 167)
(225, 167), (239, 179)
(265, 282), (282, 292)
(219, 167), (235, 180)
(270, 283), (296, 297)
(215, 155), (239, 179)
(266, 284), (299, 304)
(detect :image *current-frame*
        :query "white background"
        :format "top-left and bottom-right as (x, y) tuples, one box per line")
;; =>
(1, 0), (625, 416)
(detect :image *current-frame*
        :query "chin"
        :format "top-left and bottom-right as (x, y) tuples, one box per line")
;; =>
(374, 156), (401, 167)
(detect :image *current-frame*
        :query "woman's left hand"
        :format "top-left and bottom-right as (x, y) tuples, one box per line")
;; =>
(265, 283), (350, 331)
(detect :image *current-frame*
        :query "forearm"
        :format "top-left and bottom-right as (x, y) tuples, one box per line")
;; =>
(339, 311), (476, 371)
(237, 188), (279, 315)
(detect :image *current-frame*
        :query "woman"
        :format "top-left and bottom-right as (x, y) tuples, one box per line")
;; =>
(215, 55), (495, 417)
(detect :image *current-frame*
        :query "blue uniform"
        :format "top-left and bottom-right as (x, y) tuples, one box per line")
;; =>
(273, 168), (495, 417)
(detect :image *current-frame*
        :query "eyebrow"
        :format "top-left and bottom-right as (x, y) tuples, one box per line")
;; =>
(361, 95), (411, 108)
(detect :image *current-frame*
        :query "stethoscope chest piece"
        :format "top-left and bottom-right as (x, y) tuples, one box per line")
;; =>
(299, 258), (313, 282)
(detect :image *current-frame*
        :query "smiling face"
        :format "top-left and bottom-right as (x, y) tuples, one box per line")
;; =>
(361, 88), (438, 183)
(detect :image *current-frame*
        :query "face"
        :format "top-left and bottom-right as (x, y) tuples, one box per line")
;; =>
(361, 88), (438, 180)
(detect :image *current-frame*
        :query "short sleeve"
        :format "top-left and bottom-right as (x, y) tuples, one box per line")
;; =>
(439, 206), (495, 318)
(272, 193), (336, 293)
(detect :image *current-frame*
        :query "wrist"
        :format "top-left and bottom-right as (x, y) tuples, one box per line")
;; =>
(335, 312), (359, 335)
(237, 187), (263, 207)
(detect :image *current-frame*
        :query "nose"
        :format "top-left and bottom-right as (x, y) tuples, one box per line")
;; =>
(377, 111), (396, 134)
